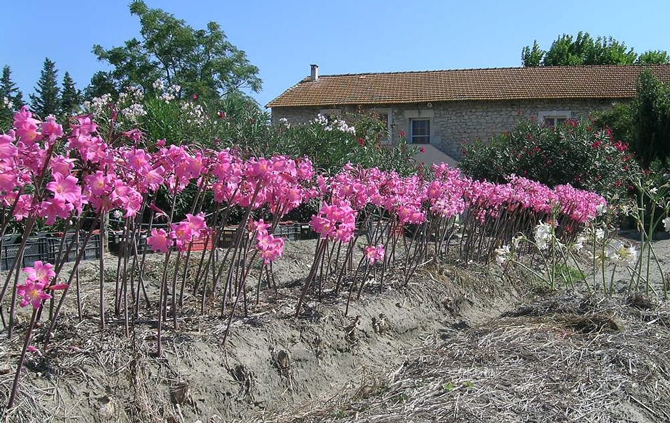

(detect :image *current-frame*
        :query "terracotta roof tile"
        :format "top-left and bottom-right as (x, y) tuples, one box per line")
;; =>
(267, 65), (670, 108)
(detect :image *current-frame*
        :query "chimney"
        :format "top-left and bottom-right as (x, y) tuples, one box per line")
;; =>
(310, 64), (319, 81)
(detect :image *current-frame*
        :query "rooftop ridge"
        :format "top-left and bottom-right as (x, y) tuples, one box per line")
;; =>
(308, 63), (670, 79)
(267, 64), (670, 108)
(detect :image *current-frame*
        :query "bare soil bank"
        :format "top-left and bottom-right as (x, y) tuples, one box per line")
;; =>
(0, 240), (521, 423)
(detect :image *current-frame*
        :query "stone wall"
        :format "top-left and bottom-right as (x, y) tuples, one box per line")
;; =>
(271, 98), (620, 159)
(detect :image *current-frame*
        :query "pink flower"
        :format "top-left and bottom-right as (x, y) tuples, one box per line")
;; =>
(147, 228), (171, 253)
(255, 232), (284, 264)
(39, 197), (74, 225)
(42, 116), (64, 143)
(47, 173), (82, 204)
(24, 261), (55, 284)
(185, 213), (207, 233)
(249, 219), (270, 235)
(16, 279), (51, 309)
(364, 245), (385, 265)
(122, 129), (144, 143)
(0, 133), (18, 159)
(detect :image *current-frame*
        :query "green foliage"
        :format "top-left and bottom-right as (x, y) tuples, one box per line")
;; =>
(595, 70), (670, 167)
(30, 58), (60, 118)
(521, 41), (544, 67)
(459, 118), (640, 201)
(0, 66), (23, 127)
(85, 71), (118, 101)
(92, 0), (261, 101)
(262, 117), (417, 176)
(637, 50), (670, 65)
(59, 72), (82, 118)
(521, 32), (669, 67)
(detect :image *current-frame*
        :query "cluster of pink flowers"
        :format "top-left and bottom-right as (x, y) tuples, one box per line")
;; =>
(1, 107), (607, 268)
(249, 219), (284, 264)
(364, 245), (385, 265)
(147, 213), (209, 253)
(310, 202), (358, 242)
(16, 261), (65, 309)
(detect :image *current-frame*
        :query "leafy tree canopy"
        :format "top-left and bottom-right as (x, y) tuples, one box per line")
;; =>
(522, 32), (670, 67)
(91, 0), (261, 100)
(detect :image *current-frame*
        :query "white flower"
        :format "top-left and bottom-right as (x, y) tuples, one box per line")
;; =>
(573, 235), (587, 252)
(595, 228), (605, 240)
(494, 245), (511, 265)
(159, 92), (175, 103)
(596, 204), (607, 215)
(120, 103), (147, 120)
(534, 221), (553, 251)
(619, 245), (638, 265)
(663, 217), (670, 233)
(650, 187), (659, 195)
(605, 240), (638, 265)
(152, 79), (165, 91)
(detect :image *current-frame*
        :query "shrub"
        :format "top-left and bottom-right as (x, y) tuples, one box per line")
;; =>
(595, 69), (670, 167)
(459, 118), (640, 201)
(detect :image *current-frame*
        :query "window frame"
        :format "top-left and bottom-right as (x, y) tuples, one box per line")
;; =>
(409, 118), (431, 144)
(538, 110), (572, 128)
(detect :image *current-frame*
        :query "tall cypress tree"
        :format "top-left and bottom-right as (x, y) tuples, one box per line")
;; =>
(60, 71), (82, 117)
(30, 58), (60, 117)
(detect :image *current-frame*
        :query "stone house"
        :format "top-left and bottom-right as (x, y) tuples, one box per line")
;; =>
(267, 64), (670, 161)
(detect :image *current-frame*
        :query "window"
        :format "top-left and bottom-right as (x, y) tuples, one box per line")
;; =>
(410, 119), (430, 144)
(538, 111), (571, 128)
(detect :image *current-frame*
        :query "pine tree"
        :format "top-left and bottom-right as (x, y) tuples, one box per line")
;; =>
(0, 66), (24, 108)
(0, 66), (23, 127)
(60, 71), (82, 117)
(30, 58), (60, 118)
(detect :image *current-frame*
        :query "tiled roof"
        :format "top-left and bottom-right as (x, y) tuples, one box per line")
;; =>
(267, 65), (670, 108)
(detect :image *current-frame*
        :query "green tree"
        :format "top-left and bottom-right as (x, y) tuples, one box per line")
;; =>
(84, 71), (118, 100)
(60, 71), (82, 117)
(0, 66), (24, 127)
(92, 0), (261, 100)
(595, 70), (670, 167)
(1, 66), (24, 108)
(637, 50), (670, 65)
(30, 58), (60, 117)
(521, 40), (544, 67)
(522, 32), (669, 66)
(633, 70), (670, 166)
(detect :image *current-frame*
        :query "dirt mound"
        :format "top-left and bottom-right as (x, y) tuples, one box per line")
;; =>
(301, 294), (670, 423)
(0, 244), (522, 422)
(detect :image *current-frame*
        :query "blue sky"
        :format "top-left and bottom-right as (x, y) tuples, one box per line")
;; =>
(2, 0), (669, 107)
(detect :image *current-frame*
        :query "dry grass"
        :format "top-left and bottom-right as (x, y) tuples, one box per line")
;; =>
(295, 294), (670, 423)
